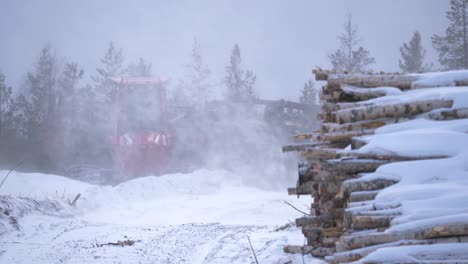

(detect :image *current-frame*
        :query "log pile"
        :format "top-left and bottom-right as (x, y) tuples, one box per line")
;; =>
(284, 70), (468, 263)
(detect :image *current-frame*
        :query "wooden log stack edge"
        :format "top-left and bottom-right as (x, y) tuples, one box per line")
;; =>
(284, 70), (468, 263)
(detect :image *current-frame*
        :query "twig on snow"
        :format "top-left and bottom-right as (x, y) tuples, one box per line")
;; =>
(69, 193), (81, 207)
(247, 235), (259, 264)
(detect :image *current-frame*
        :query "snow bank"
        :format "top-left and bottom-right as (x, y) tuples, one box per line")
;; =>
(0, 169), (311, 226)
(411, 70), (468, 88)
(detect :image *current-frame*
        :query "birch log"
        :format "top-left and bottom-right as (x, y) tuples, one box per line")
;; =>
(333, 236), (468, 263)
(342, 179), (398, 194)
(312, 130), (375, 143)
(351, 215), (393, 230)
(321, 119), (397, 133)
(335, 99), (453, 124)
(327, 74), (418, 91)
(341, 222), (468, 250)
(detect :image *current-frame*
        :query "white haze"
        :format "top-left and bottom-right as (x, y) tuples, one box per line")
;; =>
(0, 0), (449, 100)
(0, 0), (450, 190)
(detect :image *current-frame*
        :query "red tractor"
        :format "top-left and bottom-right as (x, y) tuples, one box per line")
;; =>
(111, 76), (172, 179)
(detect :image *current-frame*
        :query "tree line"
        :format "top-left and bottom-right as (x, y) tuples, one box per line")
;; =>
(0, 40), (261, 173)
(1, 0), (465, 174)
(300, 0), (468, 106)
(327, 0), (468, 74)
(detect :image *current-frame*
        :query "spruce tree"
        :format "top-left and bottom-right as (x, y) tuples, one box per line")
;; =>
(299, 80), (319, 105)
(171, 38), (213, 114)
(329, 15), (375, 73)
(224, 44), (256, 103)
(399, 31), (430, 73)
(26, 45), (58, 133)
(432, 0), (468, 69)
(186, 38), (212, 105)
(92, 41), (124, 102)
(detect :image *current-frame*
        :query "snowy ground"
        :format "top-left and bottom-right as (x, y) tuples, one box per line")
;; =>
(0, 170), (322, 264)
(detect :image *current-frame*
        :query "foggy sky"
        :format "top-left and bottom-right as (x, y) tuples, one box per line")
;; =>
(0, 0), (449, 100)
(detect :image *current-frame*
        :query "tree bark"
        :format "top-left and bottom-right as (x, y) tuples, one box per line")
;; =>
(324, 159), (389, 174)
(342, 179), (398, 194)
(351, 137), (368, 149)
(321, 118), (398, 133)
(333, 236), (468, 263)
(282, 142), (327, 152)
(351, 215), (393, 230)
(341, 222), (468, 250)
(428, 108), (468, 120)
(335, 99), (453, 124)
(349, 190), (379, 202)
(296, 216), (329, 227)
(312, 129), (375, 143)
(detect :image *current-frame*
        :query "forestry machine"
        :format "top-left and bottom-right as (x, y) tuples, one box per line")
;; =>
(111, 76), (173, 180)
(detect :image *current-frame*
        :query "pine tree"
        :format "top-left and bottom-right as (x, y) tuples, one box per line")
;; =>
(23, 46), (58, 138)
(299, 80), (319, 105)
(126, 58), (152, 77)
(10, 94), (33, 139)
(187, 38), (212, 105)
(328, 15), (375, 73)
(0, 72), (14, 137)
(399, 31), (430, 73)
(432, 0), (468, 70)
(224, 44), (256, 103)
(170, 39), (212, 115)
(0, 73), (27, 166)
(90, 41), (124, 129)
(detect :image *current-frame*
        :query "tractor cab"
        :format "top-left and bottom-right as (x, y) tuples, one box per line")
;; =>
(111, 76), (172, 179)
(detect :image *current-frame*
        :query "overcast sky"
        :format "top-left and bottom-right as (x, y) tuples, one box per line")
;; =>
(0, 0), (449, 100)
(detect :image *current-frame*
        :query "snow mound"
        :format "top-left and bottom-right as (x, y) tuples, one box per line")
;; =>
(0, 169), (311, 226)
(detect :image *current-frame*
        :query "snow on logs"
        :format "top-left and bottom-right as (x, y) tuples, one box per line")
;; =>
(284, 70), (468, 262)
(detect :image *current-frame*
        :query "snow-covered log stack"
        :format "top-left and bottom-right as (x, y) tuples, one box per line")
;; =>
(284, 69), (468, 263)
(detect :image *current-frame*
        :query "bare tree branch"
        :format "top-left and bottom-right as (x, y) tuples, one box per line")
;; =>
(0, 160), (25, 190)
(284, 201), (311, 216)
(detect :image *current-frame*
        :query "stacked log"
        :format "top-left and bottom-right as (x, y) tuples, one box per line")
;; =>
(284, 70), (464, 263)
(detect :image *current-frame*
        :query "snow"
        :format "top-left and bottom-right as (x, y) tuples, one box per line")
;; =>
(363, 86), (468, 109)
(0, 170), (322, 263)
(341, 85), (403, 96)
(360, 243), (468, 263)
(350, 116), (468, 227)
(340, 78), (468, 262)
(411, 70), (468, 89)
